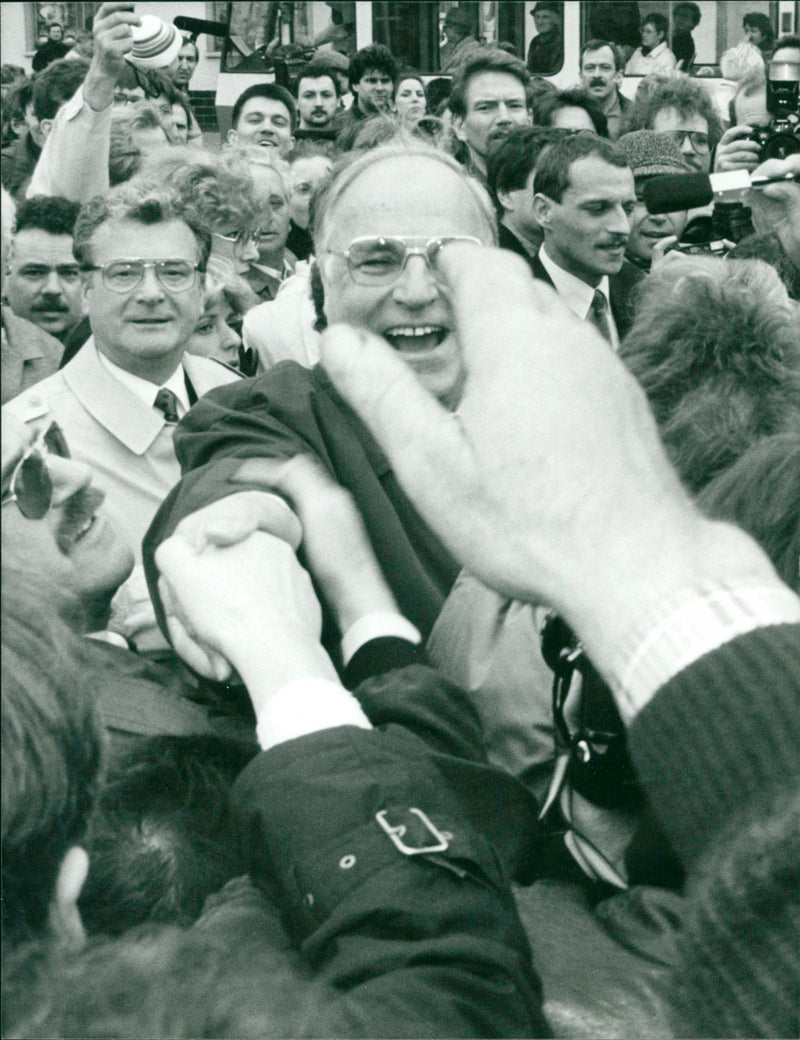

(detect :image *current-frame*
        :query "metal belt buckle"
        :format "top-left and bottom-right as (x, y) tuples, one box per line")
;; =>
(375, 808), (451, 855)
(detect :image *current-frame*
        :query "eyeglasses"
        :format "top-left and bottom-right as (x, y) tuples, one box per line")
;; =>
(83, 259), (201, 293)
(1, 421), (70, 519)
(662, 129), (710, 152)
(14, 263), (81, 285)
(212, 229), (262, 256)
(326, 235), (483, 286)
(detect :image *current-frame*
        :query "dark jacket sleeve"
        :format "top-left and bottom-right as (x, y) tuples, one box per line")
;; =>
(626, 622), (800, 869)
(143, 362), (456, 646)
(232, 720), (546, 1038)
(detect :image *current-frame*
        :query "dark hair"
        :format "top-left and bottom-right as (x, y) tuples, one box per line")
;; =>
(642, 13), (669, 39)
(486, 126), (562, 215)
(394, 67), (425, 98)
(698, 434), (800, 591)
(673, 3), (701, 29)
(348, 44), (398, 88)
(32, 57), (89, 121)
(14, 194), (80, 237)
(449, 49), (529, 120)
(177, 36), (199, 61)
(532, 86), (608, 137)
(580, 38), (624, 71)
(628, 77), (723, 150)
(1, 575), (104, 945)
(742, 12), (775, 49)
(231, 82), (297, 133)
(6, 75), (34, 117)
(73, 181), (212, 270)
(620, 257), (800, 492)
(774, 33), (800, 52)
(80, 736), (253, 934)
(533, 133), (628, 202)
(295, 61), (341, 97)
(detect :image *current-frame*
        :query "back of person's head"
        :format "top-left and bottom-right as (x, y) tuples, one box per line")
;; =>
(290, 135), (340, 162)
(137, 147), (262, 241)
(337, 112), (405, 151)
(73, 179), (212, 270)
(5, 75), (34, 121)
(728, 231), (800, 299)
(79, 736), (254, 934)
(621, 256), (800, 491)
(532, 86), (608, 136)
(1, 574), (103, 946)
(533, 132), (628, 202)
(2, 920), (311, 1038)
(486, 125), (563, 215)
(348, 43), (398, 86)
(628, 77), (723, 149)
(13, 194), (79, 238)
(719, 41), (766, 82)
(231, 82), (297, 132)
(32, 56), (89, 122)
(698, 433), (800, 591)
(448, 49), (530, 119)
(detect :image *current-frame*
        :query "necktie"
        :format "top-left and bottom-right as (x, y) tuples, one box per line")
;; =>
(589, 289), (612, 345)
(154, 387), (180, 424)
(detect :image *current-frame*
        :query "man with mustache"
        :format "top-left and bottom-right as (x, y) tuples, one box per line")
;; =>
(4, 194), (84, 345)
(579, 39), (631, 142)
(531, 133), (642, 346)
(4, 180), (240, 651)
(294, 63), (339, 134)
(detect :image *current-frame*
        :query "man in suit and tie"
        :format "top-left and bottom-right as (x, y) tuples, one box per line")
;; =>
(4, 179), (240, 650)
(530, 133), (643, 346)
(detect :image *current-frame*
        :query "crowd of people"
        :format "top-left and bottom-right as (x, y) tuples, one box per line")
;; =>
(2, 2), (799, 1037)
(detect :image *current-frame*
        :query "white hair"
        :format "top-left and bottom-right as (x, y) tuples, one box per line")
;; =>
(720, 42), (766, 82)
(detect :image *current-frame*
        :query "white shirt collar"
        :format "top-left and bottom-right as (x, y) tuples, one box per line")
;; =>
(539, 246), (619, 349)
(97, 351), (190, 415)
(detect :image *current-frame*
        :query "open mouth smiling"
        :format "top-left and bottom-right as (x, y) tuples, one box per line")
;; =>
(383, 325), (449, 352)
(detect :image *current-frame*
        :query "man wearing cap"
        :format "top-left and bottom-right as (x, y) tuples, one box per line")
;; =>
(527, 2), (563, 76)
(440, 9), (483, 75)
(616, 130), (691, 271)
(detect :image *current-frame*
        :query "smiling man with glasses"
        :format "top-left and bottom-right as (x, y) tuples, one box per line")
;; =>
(4, 180), (240, 650)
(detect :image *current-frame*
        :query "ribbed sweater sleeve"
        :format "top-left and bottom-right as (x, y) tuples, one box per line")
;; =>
(626, 622), (800, 869)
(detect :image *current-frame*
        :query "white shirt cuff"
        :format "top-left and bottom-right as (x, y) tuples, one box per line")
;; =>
(341, 613), (422, 666)
(613, 584), (800, 724)
(255, 677), (372, 750)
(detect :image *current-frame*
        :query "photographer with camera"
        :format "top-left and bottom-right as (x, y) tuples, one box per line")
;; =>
(716, 35), (800, 173)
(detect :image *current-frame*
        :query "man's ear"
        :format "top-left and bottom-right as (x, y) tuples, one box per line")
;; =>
(49, 845), (89, 947)
(39, 117), (54, 139)
(227, 127), (239, 145)
(532, 193), (555, 230)
(496, 187), (516, 215)
(452, 114), (467, 144)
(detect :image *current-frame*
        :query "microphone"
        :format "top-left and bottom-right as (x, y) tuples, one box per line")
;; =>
(642, 169), (798, 213)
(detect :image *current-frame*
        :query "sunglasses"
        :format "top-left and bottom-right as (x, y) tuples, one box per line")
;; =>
(1, 422), (70, 519)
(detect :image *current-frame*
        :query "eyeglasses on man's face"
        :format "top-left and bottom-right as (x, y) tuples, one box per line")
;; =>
(662, 129), (710, 152)
(1, 421), (70, 519)
(326, 235), (483, 286)
(212, 229), (263, 256)
(83, 259), (202, 293)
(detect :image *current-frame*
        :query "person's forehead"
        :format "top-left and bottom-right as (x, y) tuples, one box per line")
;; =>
(298, 75), (336, 93)
(90, 218), (199, 262)
(360, 67), (392, 80)
(397, 78), (424, 92)
(250, 164), (286, 196)
(582, 46), (616, 68)
(239, 96), (291, 121)
(466, 71), (527, 108)
(327, 156), (491, 239)
(651, 106), (708, 133)
(564, 156), (634, 198)
(10, 228), (76, 263)
(551, 107), (596, 130)
(172, 104), (188, 122)
(178, 44), (197, 60)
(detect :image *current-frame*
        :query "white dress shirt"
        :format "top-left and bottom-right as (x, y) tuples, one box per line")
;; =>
(539, 246), (620, 350)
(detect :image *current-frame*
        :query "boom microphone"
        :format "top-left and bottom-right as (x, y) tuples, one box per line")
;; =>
(642, 169), (798, 213)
